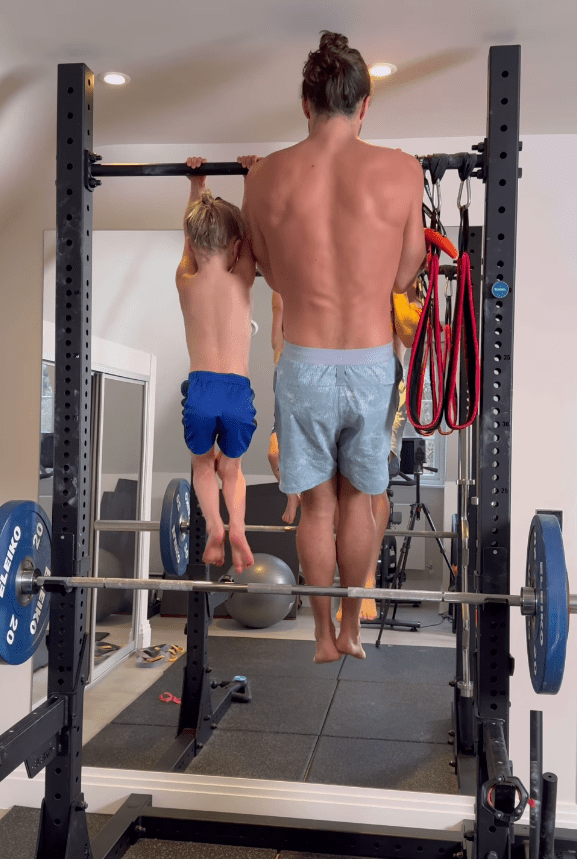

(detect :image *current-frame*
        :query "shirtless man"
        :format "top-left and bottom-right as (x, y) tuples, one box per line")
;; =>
(178, 156), (257, 573)
(240, 32), (426, 663)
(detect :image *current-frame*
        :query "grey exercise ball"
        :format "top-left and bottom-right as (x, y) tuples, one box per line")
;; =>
(225, 553), (296, 629)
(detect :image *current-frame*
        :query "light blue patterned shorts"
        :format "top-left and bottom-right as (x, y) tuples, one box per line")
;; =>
(275, 342), (401, 495)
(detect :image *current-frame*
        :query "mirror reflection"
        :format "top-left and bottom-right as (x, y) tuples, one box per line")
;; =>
(41, 227), (465, 795)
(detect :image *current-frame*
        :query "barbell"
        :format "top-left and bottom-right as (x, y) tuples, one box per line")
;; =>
(0, 491), (571, 695)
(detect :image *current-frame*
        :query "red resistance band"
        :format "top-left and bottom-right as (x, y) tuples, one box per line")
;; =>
(406, 247), (480, 434)
(443, 252), (480, 430)
(406, 252), (445, 434)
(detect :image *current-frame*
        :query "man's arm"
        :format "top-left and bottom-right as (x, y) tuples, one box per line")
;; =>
(393, 157), (427, 295)
(271, 291), (284, 364)
(238, 155), (277, 291)
(231, 235), (256, 287)
(176, 156), (207, 285)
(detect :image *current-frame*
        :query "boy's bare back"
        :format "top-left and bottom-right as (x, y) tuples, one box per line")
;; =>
(176, 262), (253, 376)
(175, 161), (256, 376)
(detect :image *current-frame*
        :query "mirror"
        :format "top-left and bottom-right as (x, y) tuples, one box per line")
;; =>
(42, 227), (467, 797)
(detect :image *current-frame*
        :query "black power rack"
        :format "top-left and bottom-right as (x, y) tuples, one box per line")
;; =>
(0, 44), (549, 859)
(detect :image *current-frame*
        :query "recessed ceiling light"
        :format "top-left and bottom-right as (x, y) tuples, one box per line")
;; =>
(369, 63), (397, 79)
(98, 72), (131, 86)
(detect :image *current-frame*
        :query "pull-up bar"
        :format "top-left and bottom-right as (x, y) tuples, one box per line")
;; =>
(90, 152), (484, 179)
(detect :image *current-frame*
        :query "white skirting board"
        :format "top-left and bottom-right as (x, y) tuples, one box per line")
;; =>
(2, 765), (577, 832)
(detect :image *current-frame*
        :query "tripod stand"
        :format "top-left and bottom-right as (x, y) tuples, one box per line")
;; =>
(375, 442), (453, 645)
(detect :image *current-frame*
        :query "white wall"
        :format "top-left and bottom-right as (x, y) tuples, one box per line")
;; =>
(2, 116), (577, 814)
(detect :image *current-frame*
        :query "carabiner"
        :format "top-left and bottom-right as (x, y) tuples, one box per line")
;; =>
(432, 180), (442, 215)
(457, 178), (471, 210)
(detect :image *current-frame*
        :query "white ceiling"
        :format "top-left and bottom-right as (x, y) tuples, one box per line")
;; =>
(2, 0), (577, 147)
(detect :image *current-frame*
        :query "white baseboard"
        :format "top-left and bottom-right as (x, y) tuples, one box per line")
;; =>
(2, 766), (577, 831)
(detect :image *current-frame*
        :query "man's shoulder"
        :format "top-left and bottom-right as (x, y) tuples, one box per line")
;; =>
(250, 144), (300, 176)
(363, 141), (420, 169)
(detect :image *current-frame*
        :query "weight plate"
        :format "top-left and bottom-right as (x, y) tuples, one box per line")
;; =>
(159, 479), (190, 577)
(526, 514), (569, 694)
(0, 501), (52, 665)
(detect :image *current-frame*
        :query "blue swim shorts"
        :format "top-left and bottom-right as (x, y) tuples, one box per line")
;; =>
(182, 371), (257, 459)
(274, 342), (401, 495)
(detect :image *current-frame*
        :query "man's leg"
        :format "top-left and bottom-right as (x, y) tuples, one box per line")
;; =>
(297, 476), (340, 663)
(335, 490), (389, 622)
(269, 431), (301, 524)
(216, 452), (254, 573)
(191, 448), (226, 566)
(335, 475), (378, 659)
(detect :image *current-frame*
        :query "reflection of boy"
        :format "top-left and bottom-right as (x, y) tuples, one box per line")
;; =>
(177, 156), (258, 574)
(267, 290), (301, 523)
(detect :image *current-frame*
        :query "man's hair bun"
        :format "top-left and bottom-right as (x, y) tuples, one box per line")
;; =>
(301, 31), (372, 118)
(318, 32), (349, 54)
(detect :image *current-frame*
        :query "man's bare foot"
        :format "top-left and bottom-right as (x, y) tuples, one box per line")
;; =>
(203, 529), (226, 566)
(282, 493), (301, 524)
(359, 598), (378, 621)
(228, 527), (254, 574)
(336, 633), (366, 660)
(314, 636), (342, 663)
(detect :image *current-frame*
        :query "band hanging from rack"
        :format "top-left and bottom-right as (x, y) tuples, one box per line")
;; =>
(407, 154), (481, 435)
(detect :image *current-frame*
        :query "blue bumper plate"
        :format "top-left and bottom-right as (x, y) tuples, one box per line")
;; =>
(160, 479), (190, 577)
(526, 514), (569, 694)
(0, 501), (52, 664)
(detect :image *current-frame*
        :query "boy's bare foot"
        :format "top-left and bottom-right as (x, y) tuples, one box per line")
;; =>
(282, 493), (301, 524)
(203, 529), (226, 566)
(228, 527), (254, 574)
(336, 632), (366, 660)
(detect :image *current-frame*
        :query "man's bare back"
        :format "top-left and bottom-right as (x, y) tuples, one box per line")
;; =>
(242, 131), (426, 349)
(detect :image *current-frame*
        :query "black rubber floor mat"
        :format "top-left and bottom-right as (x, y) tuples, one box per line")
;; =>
(306, 735), (458, 794)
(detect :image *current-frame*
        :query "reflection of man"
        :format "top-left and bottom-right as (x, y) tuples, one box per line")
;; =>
(240, 31), (425, 663)
(267, 291), (301, 524)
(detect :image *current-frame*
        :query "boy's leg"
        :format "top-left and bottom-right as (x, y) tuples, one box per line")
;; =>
(268, 431), (300, 524)
(216, 452), (254, 574)
(334, 474), (378, 659)
(191, 448), (226, 566)
(297, 476), (340, 663)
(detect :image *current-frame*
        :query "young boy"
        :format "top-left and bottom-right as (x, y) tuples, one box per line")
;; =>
(177, 156), (258, 574)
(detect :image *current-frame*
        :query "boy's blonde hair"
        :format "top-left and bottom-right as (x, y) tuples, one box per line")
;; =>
(185, 190), (246, 257)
